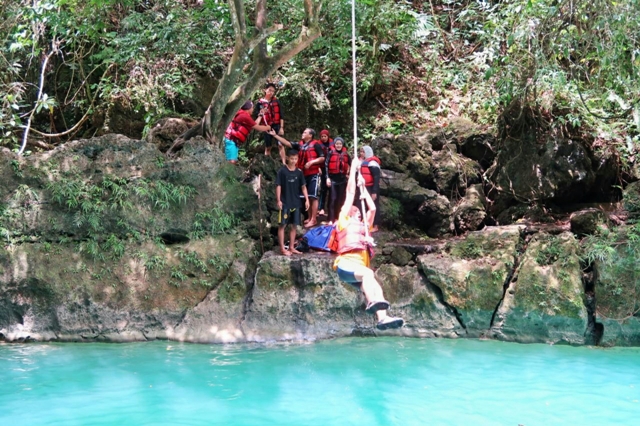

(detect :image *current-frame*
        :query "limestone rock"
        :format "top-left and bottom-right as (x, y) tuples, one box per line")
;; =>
(570, 208), (605, 237)
(453, 184), (488, 233)
(492, 232), (588, 345)
(417, 226), (523, 336)
(593, 236), (640, 346)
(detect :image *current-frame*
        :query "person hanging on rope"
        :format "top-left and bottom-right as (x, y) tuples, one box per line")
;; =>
(224, 100), (272, 164)
(268, 128), (325, 228)
(333, 157), (404, 330)
(254, 83), (286, 164)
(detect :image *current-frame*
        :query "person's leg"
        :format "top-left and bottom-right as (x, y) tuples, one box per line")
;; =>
(278, 143), (286, 164)
(328, 183), (338, 223)
(224, 138), (239, 164)
(304, 174), (320, 227)
(278, 225), (290, 255)
(289, 208), (302, 254)
(288, 225), (301, 254)
(335, 181), (347, 222)
(264, 132), (273, 156)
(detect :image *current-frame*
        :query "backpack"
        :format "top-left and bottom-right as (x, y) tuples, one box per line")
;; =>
(302, 224), (338, 252)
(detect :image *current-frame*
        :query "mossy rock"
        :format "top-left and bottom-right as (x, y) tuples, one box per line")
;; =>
(418, 226), (522, 335)
(594, 239), (640, 346)
(493, 232), (588, 345)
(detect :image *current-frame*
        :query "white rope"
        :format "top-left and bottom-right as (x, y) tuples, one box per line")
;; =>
(351, 0), (358, 158)
(351, 0), (369, 238)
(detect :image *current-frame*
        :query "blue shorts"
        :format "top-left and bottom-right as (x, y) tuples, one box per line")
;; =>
(224, 138), (239, 161)
(303, 174), (320, 199)
(336, 261), (362, 287)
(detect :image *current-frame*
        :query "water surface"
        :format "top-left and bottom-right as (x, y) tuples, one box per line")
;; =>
(2, 338), (639, 425)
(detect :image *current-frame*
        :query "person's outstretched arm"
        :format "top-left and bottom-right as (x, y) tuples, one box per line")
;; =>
(268, 129), (292, 148)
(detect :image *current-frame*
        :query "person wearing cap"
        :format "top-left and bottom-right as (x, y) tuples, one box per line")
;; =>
(325, 136), (350, 223)
(357, 145), (382, 232)
(332, 157), (404, 330)
(317, 129), (334, 216)
(254, 83), (286, 163)
(268, 128), (325, 228)
(224, 100), (272, 164)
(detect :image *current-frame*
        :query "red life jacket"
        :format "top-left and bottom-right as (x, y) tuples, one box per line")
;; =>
(224, 110), (252, 144)
(327, 148), (349, 175)
(336, 220), (367, 254)
(320, 140), (334, 157)
(297, 139), (323, 176)
(257, 97), (281, 126)
(361, 156), (382, 187)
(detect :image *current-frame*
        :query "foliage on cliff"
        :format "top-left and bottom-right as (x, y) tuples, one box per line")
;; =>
(1, 0), (639, 162)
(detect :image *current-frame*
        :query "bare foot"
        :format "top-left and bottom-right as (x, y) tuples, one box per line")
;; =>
(370, 226), (379, 233)
(280, 248), (292, 256)
(304, 220), (317, 228)
(303, 219), (310, 224)
(290, 248), (302, 255)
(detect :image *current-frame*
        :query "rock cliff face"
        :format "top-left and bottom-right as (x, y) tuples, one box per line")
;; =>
(1, 124), (638, 346)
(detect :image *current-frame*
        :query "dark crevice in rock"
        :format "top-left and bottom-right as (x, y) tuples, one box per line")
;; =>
(582, 264), (603, 346)
(490, 228), (528, 328)
(425, 280), (467, 333)
(159, 229), (190, 245)
(239, 256), (260, 323)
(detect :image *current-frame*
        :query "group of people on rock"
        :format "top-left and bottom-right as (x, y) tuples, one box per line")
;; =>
(223, 82), (401, 331)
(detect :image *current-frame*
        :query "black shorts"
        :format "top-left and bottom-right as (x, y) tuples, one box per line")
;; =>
(303, 174), (320, 199)
(263, 124), (281, 148)
(278, 207), (301, 226)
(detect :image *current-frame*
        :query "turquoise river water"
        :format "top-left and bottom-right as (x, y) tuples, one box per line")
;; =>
(1, 337), (639, 425)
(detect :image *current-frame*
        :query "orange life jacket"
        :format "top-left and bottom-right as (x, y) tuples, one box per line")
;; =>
(336, 220), (367, 254)
(224, 110), (252, 144)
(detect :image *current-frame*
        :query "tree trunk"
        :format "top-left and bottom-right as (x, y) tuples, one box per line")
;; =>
(168, 0), (323, 155)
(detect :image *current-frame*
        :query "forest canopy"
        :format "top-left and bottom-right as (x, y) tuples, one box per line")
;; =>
(1, 0), (639, 160)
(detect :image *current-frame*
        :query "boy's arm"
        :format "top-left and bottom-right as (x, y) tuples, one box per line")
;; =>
(276, 185), (283, 210)
(301, 185), (310, 211)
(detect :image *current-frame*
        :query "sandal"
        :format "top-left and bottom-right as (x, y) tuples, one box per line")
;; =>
(376, 317), (404, 330)
(365, 300), (390, 314)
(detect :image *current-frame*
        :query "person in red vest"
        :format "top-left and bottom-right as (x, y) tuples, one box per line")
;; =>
(332, 157), (404, 330)
(317, 129), (334, 216)
(224, 100), (272, 164)
(254, 83), (286, 163)
(357, 145), (382, 232)
(269, 128), (325, 228)
(324, 136), (350, 223)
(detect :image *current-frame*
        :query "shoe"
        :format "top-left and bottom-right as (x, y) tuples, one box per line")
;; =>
(376, 317), (404, 330)
(365, 300), (390, 314)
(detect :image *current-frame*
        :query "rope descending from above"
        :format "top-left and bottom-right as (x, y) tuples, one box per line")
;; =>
(351, 0), (369, 238)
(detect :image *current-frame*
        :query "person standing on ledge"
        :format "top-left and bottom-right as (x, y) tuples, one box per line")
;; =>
(268, 128), (324, 228)
(224, 100), (271, 164)
(276, 149), (309, 256)
(333, 157), (404, 330)
(254, 83), (286, 163)
(358, 145), (382, 232)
